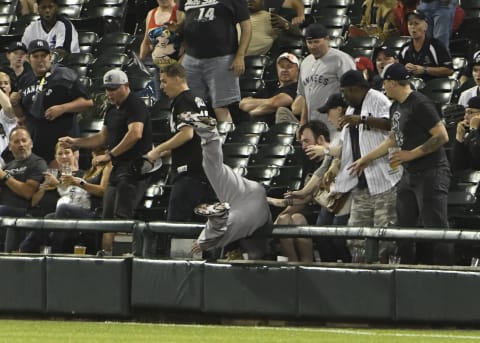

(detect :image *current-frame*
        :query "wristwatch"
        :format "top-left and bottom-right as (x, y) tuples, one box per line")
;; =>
(361, 116), (367, 125)
(79, 180), (86, 187)
(323, 147), (330, 156)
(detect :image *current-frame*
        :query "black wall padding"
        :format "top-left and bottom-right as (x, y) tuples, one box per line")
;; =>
(297, 267), (394, 319)
(0, 256), (45, 312)
(45, 257), (131, 316)
(203, 263), (297, 316)
(395, 269), (480, 322)
(131, 259), (204, 310)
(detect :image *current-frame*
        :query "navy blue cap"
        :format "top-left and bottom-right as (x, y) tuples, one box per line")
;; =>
(383, 63), (411, 81)
(318, 93), (347, 113)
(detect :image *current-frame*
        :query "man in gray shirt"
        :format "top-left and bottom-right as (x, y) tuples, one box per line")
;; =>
(297, 23), (355, 140)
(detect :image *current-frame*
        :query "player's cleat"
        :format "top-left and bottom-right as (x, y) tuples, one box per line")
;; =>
(179, 111), (217, 129)
(194, 202), (230, 217)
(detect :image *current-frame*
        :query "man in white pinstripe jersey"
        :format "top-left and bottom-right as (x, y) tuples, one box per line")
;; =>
(313, 70), (401, 261)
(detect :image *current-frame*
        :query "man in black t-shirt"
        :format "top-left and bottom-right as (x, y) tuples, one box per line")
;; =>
(1, 127), (47, 252)
(176, 0), (252, 123)
(59, 69), (153, 252)
(398, 10), (453, 82)
(147, 63), (215, 222)
(10, 39), (93, 164)
(239, 52), (299, 126)
(350, 63), (453, 265)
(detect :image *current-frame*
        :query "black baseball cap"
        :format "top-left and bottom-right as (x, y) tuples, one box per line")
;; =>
(304, 23), (328, 40)
(406, 10), (427, 22)
(27, 39), (50, 54)
(7, 41), (27, 53)
(467, 96), (480, 109)
(340, 70), (369, 88)
(382, 63), (412, 80)
(373, 46), (398, 61)
(318, 93), (346, 113)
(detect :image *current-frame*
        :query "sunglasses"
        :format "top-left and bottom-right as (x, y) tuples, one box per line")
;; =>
(105, 85), (121, 91)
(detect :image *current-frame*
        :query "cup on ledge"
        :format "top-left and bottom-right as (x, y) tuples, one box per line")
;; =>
(42, 245), (51, 255)
(388, 255), (401, 265)
(73, 245), (86, 255)
(471, 257), (480, 267)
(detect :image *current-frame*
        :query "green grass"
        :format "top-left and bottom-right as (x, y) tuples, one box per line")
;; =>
(1, 320), (480, 342)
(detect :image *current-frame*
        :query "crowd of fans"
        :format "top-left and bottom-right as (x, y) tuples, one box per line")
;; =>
(0, 0), (480, 266)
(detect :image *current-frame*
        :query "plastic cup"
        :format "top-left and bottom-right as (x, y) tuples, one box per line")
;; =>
(388, 147), (401, 174)
(74, 245), (86, 255)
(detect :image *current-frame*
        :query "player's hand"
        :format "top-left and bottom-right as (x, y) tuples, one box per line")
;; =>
(456, 120), (467, 142)
(291, 15), (304, 25)
(10, 92), (21, 107)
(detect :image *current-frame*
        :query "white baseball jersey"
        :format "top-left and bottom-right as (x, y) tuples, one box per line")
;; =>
(22, 17), (80, 53)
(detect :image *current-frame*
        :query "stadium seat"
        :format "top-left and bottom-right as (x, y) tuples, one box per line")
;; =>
(268, 164), (304, 196)
(420, 78), (459, 112)
(240, 78), (265, 98)
(243, 55), (269, 80)
(317, 15), (349, 39)
(94, 32), (134, 56)
(0, 13), (14, 35)
(249, 143), (295, 167)
(0, 3), (15, 14)
(77, 31), (99, 54)
(245, 165), (280, 186)
(340, 36), (381, 59)
(382, 36), (411, 55)
(61, 52), (95, 77)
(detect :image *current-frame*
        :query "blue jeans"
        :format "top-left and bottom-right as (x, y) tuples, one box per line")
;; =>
(418, 0), (457, 52)
(315, 207), (351, 262)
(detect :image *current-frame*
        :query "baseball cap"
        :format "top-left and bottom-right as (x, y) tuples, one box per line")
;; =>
(7, 41), (27, 53)
(102, 69), (128, 90)
(355, 56), (374, 72)
(382, 63), (411, 80)
(405, 10), (427, 22)
(467, 96), (480, 109)
(340, 70), (369, 88)
(373, 46), (398, 61)
(304, 23), (328, 40)
(318, 93), (346, 113)
(27, 39), (50, 54)
(472, 52), (480, 67)
(276, 52), (300, 67)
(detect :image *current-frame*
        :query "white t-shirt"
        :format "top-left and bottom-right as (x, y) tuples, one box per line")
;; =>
(458, 85), (479, 107)
(0, 109), (18, 168)
(22, 17), (80, 53)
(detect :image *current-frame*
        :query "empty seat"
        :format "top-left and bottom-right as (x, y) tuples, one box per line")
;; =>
(340, 36), (381, 59)
(249, 143), (294, 167)
(420, 78), (459, 112)
(245, 165), (280, 186)
(62, 52), (95, 77)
